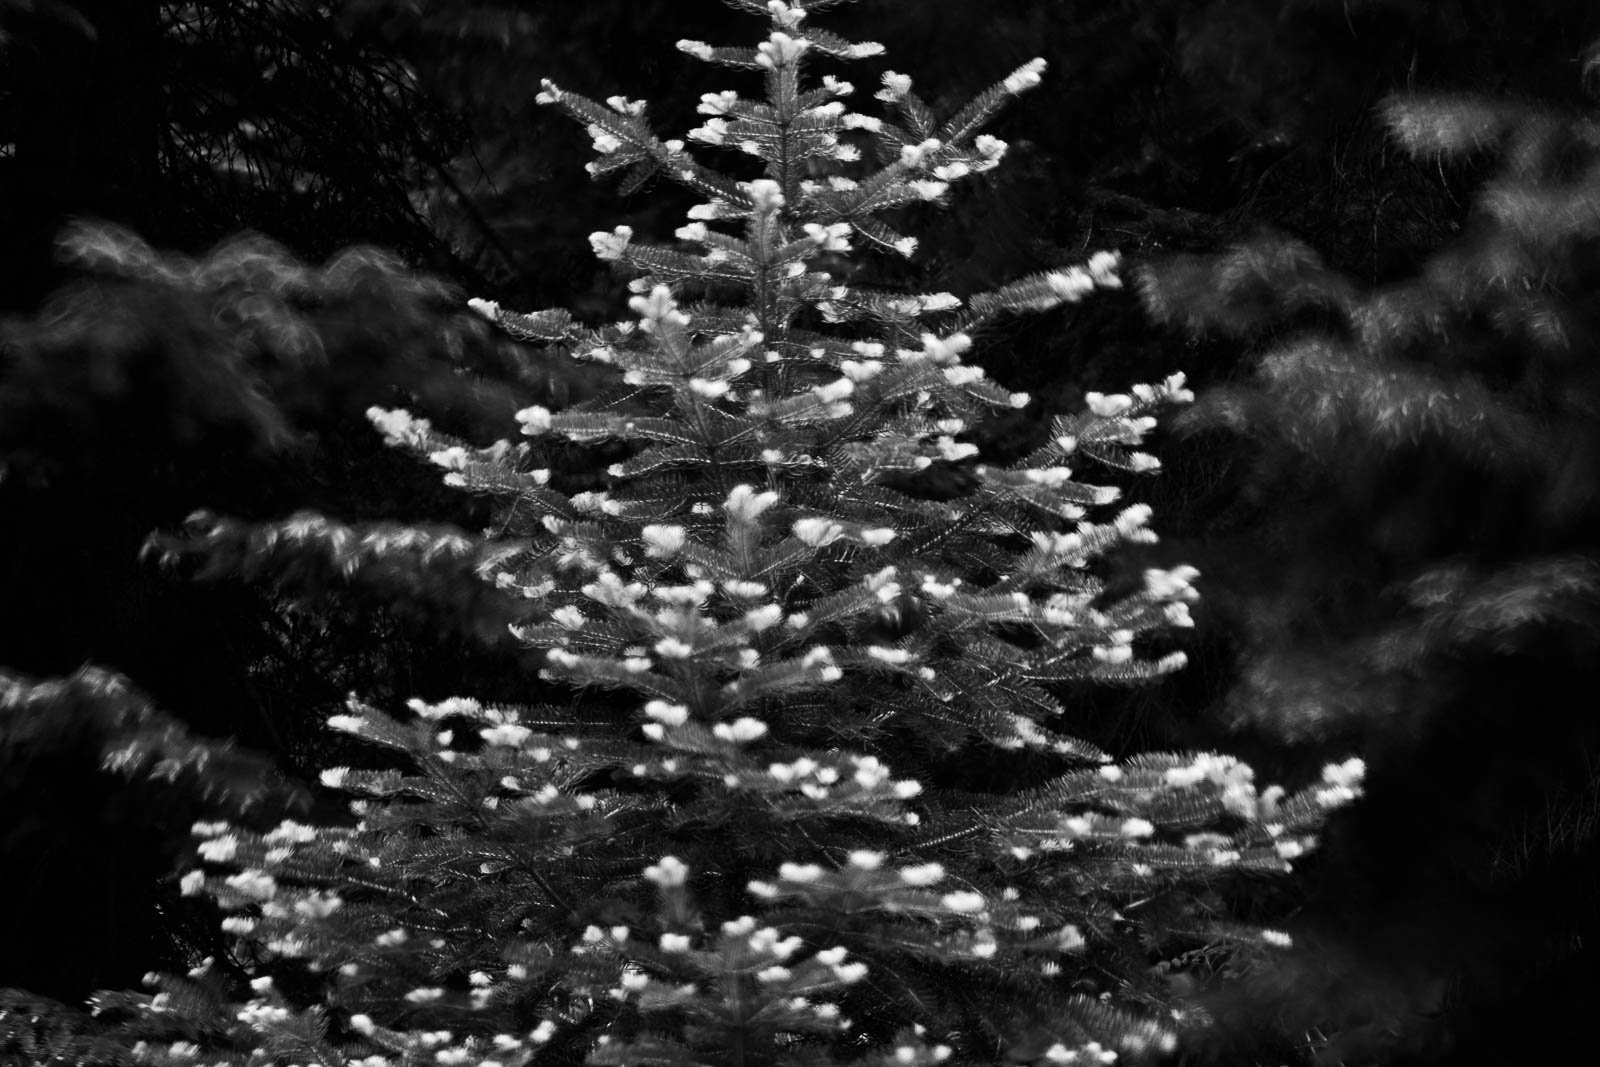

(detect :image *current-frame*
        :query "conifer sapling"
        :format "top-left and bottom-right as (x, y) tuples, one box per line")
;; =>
(118, 3), (1366, 1064)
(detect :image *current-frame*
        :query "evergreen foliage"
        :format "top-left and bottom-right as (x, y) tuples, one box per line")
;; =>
(5, 4), (1368, 1064)
(0, 222), (587, 1003)
(0, 0), (477, 312)
(10, 4), (1600, 1061)
(1139, 78), (1600, 1064)
(0, 222), (558, 760)
(0, 666), (300, 1017)
(1141, 87), (1600, 744)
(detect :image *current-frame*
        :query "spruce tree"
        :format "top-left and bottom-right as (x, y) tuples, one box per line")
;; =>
(35, 3), (1365, 1064)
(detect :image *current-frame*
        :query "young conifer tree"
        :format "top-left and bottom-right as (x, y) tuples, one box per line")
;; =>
(101, 3), (1364, 1064)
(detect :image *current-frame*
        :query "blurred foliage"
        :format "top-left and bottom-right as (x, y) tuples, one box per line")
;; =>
(0, 666), (300, 1003)
(1140, 73), (1600, 1067)
(0, 0), (482, 311)
(0, 225), (587, 998)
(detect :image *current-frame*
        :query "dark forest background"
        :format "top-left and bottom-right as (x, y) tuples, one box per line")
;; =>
(4, 2), (1600, 1064)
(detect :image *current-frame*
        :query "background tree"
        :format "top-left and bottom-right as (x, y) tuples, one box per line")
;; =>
(0, 223), (594, 999)
(0, 0), (482, 313)
(0, 0), (557, 997)
(1139, 75), (1600, 1067)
